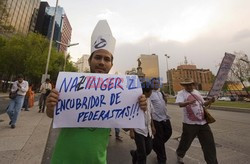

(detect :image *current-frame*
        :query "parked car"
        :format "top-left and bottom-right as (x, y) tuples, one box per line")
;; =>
(218, 97), (231, 101)
(244, 97), (250, 102)
(230, 95), (237, 101)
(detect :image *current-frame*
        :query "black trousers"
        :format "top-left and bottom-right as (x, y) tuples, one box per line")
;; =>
(133, 132), (153, 164)
(39, 93), (47, 112)
(153, 120), (172, 163)
(176, 123), (218, 164)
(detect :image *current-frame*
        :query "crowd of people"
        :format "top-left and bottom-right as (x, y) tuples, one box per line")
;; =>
(4, 19), (218, 164)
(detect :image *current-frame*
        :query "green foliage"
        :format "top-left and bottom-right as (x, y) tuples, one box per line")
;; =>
(0, 0), (14, 33)
(0, 32), (77, 85)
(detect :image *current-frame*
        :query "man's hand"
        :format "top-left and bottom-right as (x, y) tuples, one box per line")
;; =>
(17, 83), (21, 88)
(210, 97), (215, 103)
(178, 99), (196, 107)
(188, 100), (196, 105)
(152, 126), (156, 136)
(46, 89), (59, 118)
(129, 129), (135, 139)
(204, 96), (215, 107)
(138, 94), (147, 112)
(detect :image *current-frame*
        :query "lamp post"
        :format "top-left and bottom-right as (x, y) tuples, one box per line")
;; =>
(44, 0), (59, 79)
(165, 54), (171, 95)
(56, 41), (79, 71)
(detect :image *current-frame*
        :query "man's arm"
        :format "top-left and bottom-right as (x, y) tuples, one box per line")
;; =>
(178, 100), (196, 107)
(40, 83), (45, 92)
(151, 116), (156, 135)
(138, 94), (147, 111)
(46, 89), (59, 118)
(129, 129), (135, 139)
(203, 97), (215, 107)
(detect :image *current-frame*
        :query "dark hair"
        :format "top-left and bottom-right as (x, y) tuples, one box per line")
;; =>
(150, 77), (160, 82)
(45, 78), (50, 82)
(17, 74), (24, 79)
(141, 81), (152, 93)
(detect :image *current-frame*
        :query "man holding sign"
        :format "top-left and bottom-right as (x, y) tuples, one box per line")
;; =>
(46, 20), (147, 164)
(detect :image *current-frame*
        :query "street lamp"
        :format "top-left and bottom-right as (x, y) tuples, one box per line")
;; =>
(44, 0), (59, 79)
(56, 41), (79, 71)
(165, 54), (172, 95)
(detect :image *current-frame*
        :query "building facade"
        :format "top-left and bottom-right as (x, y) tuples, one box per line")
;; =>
(59, 14), (72, 52)
(35, 3), (72, 53)
(75, 55), (90, 73)
(168, 64), (214, 94)
(139, 54), (160, 79)
(1, 0), (40, 34)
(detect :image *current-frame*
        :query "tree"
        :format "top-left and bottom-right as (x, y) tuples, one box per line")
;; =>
(0, 0), (14, 33)
(0, 32), (73, 87)
(228, 51), (250, 96)
(65, 54), (78, 72)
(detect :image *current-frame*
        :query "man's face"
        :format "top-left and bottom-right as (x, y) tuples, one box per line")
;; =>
(144, 90), (152, 98)
(89, 49), (113, 74)
(152, 79), (160, 90)
(18, 78), (23, 83)
(184, 84), (194, 92)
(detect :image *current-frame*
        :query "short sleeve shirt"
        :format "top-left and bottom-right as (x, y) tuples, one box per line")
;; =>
(176, 89), (207, 125)
(134, 99), (153, 137)
(150, 90), (170, 121)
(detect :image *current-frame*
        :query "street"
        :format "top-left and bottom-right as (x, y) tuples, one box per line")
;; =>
(41, 104), (250, 164)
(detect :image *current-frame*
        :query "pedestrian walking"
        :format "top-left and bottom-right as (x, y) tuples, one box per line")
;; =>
(175, 78), (218, 164)
(22, 83), (33, 111)
(130, 81), (156, 164)
(39, 78), (52, 113)
(150, 78), (172, 164)
(7, 74), (29, 128)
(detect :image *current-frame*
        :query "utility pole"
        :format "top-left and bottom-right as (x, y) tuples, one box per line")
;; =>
(165, 54), (172, 95)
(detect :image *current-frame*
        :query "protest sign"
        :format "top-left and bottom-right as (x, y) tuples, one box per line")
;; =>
(53, 72), (145, 129)
(208, 53), (235, 97)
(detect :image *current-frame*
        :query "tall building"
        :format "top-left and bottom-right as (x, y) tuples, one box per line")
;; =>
(168, 64), (214, 94)
(75, 55), (90, 73)
(139, 54), (160, 79)
(59, 14), (72, 52)
(35, 2), (72, 53)
(34, 1), (49, 36)
(1, 0), (40, 34)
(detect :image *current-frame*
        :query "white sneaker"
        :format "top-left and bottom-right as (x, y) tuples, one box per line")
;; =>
(177, 155), (184, 164)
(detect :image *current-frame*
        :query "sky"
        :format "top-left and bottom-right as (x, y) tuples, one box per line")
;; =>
(46, 0), (250, 82)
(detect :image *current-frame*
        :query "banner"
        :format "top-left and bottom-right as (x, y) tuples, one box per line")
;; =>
(208, 53), (235, 97)
(53, 72), (145, 129)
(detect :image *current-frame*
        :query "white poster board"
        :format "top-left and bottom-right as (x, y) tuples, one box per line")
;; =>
(53, 72), (145, 129)
(208, 53), (235, 97)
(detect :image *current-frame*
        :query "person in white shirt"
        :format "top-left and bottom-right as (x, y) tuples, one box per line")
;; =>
(39, 78), (52, 113)
(150, 78), (172, 164)
(175, 78), (217, 164)
(7, 74), (29, 128)
(130, 81), (156, 164)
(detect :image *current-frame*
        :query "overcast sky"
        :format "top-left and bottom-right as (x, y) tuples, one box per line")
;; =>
(46, 0), (250, 82)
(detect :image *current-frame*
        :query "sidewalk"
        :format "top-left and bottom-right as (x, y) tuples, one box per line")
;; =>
(0, 102), (52, 164)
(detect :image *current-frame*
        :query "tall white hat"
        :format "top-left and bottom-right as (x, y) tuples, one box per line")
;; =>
(91, 20), (116, 55)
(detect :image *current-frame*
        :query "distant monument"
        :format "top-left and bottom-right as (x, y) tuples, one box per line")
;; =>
(137, 58), (145, 81)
